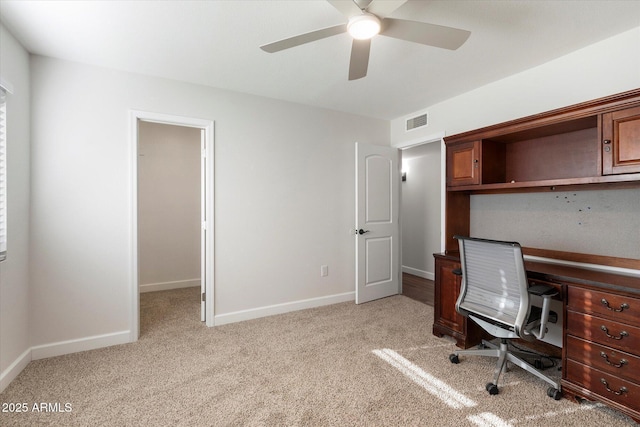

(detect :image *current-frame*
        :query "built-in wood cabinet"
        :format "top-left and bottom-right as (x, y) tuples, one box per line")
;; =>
(432, 254), (487, 348)
(432, 256), (464, 342)
(564, 284), (640, 423)
(603, 105), (640, 175)
(444, 90), (640, 195)
(447, 141), (479, 186)
(433, 254), (640, 422)
(447, 139), (507, 187)
(435, 88), (640, 422)
(442, 89), (640, 253)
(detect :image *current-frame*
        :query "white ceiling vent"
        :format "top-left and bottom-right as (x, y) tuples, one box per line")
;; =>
(405, 112), (428, 131)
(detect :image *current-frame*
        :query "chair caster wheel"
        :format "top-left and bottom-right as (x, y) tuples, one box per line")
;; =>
(486, 383), (499, 395)
(449, 354), (459, 364)
(547, 387), (561, 400)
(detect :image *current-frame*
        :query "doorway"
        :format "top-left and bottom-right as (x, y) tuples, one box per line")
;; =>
(399, 135), (445, 305)
(130, 111), (214, 341)
(138, 121), (200, 332)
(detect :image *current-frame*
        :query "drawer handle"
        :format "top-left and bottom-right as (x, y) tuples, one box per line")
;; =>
(600, 378), (628, 396)
(601, 298), (629, 312)
(600, 352), (628, 368)
(600, 325), (629, 340)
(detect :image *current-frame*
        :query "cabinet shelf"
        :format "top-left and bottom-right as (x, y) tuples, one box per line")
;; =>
(447, 172), (640, 193)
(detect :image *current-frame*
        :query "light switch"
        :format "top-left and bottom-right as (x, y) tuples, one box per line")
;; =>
(320, 265), (328, 277)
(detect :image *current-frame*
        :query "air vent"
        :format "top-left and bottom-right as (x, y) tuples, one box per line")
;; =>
(406, 112), (428, 131)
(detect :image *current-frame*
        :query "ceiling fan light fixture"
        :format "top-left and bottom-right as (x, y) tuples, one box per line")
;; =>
(347, 13), (381, 40)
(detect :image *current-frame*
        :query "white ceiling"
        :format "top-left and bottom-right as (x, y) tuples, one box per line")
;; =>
(1, 0), (639, 120)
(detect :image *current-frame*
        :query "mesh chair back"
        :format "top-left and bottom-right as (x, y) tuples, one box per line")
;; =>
(455, 236), (530, 336)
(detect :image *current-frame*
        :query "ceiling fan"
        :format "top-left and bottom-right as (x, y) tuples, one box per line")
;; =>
(260, 0), (471, 81)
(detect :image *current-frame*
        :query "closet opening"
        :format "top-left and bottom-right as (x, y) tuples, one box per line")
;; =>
(130, 111), (214, 341)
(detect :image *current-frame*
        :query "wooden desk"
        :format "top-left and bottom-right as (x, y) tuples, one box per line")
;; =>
(433, 252), (640, 423)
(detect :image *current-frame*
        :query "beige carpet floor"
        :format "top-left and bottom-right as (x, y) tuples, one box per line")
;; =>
(0, 286), (637, 426)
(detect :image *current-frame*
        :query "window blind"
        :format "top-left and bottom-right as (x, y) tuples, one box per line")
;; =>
(0, 87), (6, 261)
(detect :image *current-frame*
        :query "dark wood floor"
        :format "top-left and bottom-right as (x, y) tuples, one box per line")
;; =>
(402, 273), (434, 306)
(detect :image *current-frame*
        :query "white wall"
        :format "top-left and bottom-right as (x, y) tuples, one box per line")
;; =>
(138, 122), (201, 292)
(401, 143), (441, 279)
(391, 26), (640, 144)
(0, 24), (31, 390)
(27, 55), (389, 351)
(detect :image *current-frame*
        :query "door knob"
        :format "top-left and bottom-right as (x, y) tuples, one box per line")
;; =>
(358, 229), (370, 235)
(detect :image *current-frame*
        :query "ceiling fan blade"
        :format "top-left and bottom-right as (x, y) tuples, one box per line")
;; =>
(348, 38), (371, 80)
(327, 0), (364, 18)
(366, 0), (407, 18)
(261, 24), (347, 53)
(381, 18), (471, 50)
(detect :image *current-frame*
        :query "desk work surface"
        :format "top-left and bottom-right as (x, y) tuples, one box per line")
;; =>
(437, 251), (640, 295)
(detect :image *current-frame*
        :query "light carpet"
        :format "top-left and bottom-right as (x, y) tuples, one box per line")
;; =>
(0, 287), (636, 426)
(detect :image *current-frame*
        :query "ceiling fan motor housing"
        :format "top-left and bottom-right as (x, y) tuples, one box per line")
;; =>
(347, 13), (381, 40)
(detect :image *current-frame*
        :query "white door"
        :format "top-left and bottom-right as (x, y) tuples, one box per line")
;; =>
(200, 129), (206, 322)
(355, 143), (401, 304)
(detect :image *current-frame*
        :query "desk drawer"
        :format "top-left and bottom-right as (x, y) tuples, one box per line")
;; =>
(566, 335), (640, 384)
(566, 311), (640, 354)
(567, 286), (640, 324)
(566, 359), (640, 413)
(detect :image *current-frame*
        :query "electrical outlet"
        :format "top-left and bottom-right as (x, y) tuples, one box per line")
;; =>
(320, 265), (328, 277)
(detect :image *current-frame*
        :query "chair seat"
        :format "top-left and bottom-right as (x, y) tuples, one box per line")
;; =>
(459, 300), (519, 327)
(468, 314), (519, 339)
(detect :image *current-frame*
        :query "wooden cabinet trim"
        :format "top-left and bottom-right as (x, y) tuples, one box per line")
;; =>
(523, 247), (640, 271)
(444, 88), (640, 145)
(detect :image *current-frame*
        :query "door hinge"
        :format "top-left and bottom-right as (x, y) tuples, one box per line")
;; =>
(201, 292), (206, 302)
(202, 148), (206, 158)
(202, 221), (207, 230)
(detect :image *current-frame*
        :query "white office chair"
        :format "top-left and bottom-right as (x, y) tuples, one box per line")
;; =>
(448, 236), (561, 399)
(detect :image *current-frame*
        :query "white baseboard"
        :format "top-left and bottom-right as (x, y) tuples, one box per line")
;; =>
(1, 331), (132, 392)
(31, 330), (131, 361)
(214, 291), (355, 326)
(0, 348), (31, 393)
(139, 279), (200, 293)
(402, 266), (434, 281)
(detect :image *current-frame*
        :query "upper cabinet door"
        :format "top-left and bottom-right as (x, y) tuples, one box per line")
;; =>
(603, 105), (640, 175)
(447, 140), (480, 186)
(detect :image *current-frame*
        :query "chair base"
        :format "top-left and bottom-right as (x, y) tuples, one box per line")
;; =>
(449, 339), (561, 399)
